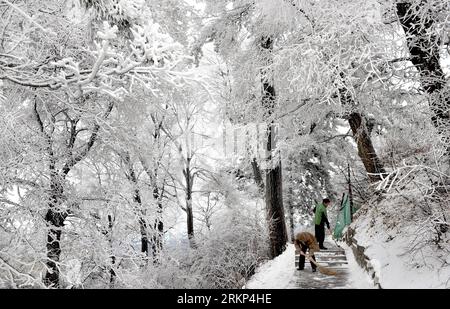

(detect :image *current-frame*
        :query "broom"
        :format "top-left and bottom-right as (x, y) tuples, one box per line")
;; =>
(299, 251), (337, 276)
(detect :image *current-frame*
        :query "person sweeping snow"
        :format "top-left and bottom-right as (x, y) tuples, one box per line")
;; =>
(293, 231), (319, 272)
(294, 231), (337, 276)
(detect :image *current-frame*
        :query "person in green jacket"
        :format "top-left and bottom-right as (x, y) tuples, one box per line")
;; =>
(314, 198), (332, 250)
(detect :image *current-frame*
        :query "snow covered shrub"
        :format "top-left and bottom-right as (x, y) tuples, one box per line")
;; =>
(109, 203), (269, 289)
(349, 121), (450, 287)
(147, 243), (208, 289)
(374, 111), (450, 246)
(189, 204), (270, 289)
(84, 167), (271, 289)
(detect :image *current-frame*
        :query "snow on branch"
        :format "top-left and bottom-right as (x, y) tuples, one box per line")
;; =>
(376, 163), (450, 193)
(0, 0), (49, 34)
(0, 19), (189, 100)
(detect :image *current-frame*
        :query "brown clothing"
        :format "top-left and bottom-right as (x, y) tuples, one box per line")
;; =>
(294, 232), (320, 256)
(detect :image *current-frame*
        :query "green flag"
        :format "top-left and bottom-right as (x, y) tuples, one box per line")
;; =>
(333, 194), (352, 239)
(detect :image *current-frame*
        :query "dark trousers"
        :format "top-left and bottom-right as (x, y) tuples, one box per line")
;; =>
(299, 243), (317, 270)
(315, 224), (325, 248)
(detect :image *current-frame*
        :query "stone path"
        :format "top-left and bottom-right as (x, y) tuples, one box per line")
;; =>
(293, 239), (350, 289)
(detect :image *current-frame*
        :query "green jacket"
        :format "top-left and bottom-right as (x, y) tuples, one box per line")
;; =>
(314, 203), (330, 228)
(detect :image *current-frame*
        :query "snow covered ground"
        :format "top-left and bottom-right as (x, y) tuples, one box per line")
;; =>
(245, 244), (297, 289)
(350, 204), (450, 289)
(339, 241), (376, 289)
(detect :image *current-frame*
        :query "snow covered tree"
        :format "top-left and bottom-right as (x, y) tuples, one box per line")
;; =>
(0, 0), (189, 287)
(395, 1), (450, 145)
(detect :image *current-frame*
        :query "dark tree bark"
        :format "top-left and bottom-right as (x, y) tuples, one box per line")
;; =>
(37, 100), (114, 287)
(43, 140), (67, 287)
(138, 161), (164, 259)
(44, 178), (66, 288)
(397, 1), (449, 230)
(261, 36), (288, 258)
(124, 153), (149, 256)
(247, 127), (265, 192)
(396, 2), (449, 135)
(34, 100), (63, 288)
(107, 215), (116, 287)
(141, 116), (166, 260)
(137, 208), (148, 255)
(265, 150), (287, 258)
(183, 157), (195, 248)
(348, 112), (386, 182)
(338, 84), (386, 182)
(151, 185), (164, 259)
(144, 118), (165, 260)
(251, 158), (264, 192)
(44, 170), (68, 288)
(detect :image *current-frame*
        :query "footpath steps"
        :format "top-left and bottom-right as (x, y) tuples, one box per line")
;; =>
(293, 240), (350, 289)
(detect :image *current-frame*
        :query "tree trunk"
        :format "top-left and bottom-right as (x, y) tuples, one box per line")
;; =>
(44, 183), (66, 288)
(247, 127), (264, 192)
(134, 200), (148, 256)
(261, 36), (288, 258)
(35, 100), (65, 288)
(124, 154), (149, 256)
(184, 158), (195, 248)
(133, 184), (149, 256)
(265, 147), (287, 257)
(396, 2), (449, 135)
(37, 100), (114, 287)
(338, 78), (386, 182)
(44, 159), (67, 287)
(186, 197), (194, 246)
(107, 214), (116, 288)
(142, 119), (165, 260)
(137, 209), (149, 255)
(251, 158), (264, 192)
(348, 112), (386, 182)
(151, 185), (164, 260)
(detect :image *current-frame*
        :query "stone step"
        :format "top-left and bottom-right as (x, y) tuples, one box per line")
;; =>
(315, 252), (346, 255)
(316, 255), (346, 258)
(295, 246), (349, 270)
(319, 265), (349, 269)
(318, 260), (347, 263)
(295, 263), (348, 268)
(296, 259), (348, 265)
(296, 251), (345, 256)
(317, 257), (347, 260)
(296, 264), (348, 269)
(317, 261), (348, 265)
(296, 251), (345, 254)
(296, 245), (341, 250)
(296, 256), (347, 260)
(296, 255), (346, 259)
